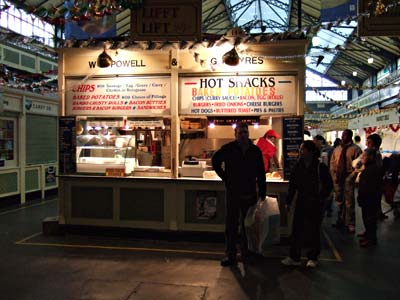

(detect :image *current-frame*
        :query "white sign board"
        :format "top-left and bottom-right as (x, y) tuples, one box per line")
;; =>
(65, 77), (170, 116)
(179, 75), (296, 115)
(348, 109), (399, 129)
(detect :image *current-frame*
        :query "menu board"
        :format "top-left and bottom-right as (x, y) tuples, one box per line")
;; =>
(65, 77), (170, 116)
(59, 117), (77, 174)
(179, 75), (296, 115)
(282, 116), (303, 180)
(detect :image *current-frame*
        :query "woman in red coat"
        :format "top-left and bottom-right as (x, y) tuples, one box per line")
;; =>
(256, 129), (281, 172)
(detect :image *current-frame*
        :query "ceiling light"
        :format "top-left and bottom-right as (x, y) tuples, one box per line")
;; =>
(368, 56), (374, 64)
(341, 80), (346, 86)
(316, 55), (324, 67)
(222, 47), (240, 66)
(97, 49), (113, 68)
(353, 71), (357, 76)
(312, 36), (320, 46)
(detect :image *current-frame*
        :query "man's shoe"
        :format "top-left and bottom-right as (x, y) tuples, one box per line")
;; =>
(347, 225), (355, 233)
(220, 257), (237, 267)
(306, 260), (318, 268)
(281, 257), (302, 266)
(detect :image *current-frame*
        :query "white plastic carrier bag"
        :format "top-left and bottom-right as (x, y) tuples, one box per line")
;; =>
(244, 196), (280, 254)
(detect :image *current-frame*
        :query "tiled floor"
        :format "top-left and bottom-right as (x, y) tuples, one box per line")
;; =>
(0, 197), (399, 300)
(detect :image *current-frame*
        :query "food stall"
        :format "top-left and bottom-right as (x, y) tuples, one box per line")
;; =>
(57, 38), (307, 235)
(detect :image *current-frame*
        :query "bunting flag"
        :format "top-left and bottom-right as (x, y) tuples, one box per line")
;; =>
(64, 0), (117, 40)
(321, 0), (358, 22)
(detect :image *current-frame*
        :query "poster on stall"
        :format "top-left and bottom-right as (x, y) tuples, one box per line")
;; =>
(196, 192), (217, 220)
(65, 77), (170, 116)
(45, 166), (57, 185)
(282, 116), (303, 180)
(179, 75), (296, 116)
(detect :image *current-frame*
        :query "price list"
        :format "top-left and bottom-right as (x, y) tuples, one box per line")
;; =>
(282, 116), (303, 180)
(59, 117), (77, 174)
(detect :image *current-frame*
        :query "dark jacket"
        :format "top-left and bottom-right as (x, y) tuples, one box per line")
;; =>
(286, 159), (333, 209)
(358, 160), (384, 207)
(212, 140), (266, 199)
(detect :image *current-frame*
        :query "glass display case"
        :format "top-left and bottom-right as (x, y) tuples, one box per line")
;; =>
(75, 117), (171, 176)
(77, 135), (137, 175)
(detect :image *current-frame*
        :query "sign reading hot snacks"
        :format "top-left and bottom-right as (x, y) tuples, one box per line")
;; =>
(65, 77), (170, 116)
(179, 75), (296, 115)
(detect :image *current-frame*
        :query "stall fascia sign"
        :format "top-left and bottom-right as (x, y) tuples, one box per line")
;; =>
(62, 49), (170, 76)
(348, 108), (400, 129)
(65, 77), (171, 116)
(0, 95), (22, 112)
(24, 99), (58, 116)
(179, 75), (297, 116)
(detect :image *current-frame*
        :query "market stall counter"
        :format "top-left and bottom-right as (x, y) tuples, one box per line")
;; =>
(58, 175), (291, 235)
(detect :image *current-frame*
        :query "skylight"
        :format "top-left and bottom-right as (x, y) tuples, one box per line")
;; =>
(229, 0), (290, 33)
(306, 21), (357, 74)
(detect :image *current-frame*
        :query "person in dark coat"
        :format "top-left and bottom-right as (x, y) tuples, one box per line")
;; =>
(357, 148), (384, 247)
(282, 140), (333, 268)
(212, 122), (266, 266)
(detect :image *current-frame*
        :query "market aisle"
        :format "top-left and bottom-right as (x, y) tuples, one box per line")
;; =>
(0, 197), (399, 300)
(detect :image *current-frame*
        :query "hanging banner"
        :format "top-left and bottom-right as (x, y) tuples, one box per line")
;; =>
(179, 75), (296, 116)
(65, 77), (170, 116)
(131, 0), (202, 40)
(321, 0), (357, 22)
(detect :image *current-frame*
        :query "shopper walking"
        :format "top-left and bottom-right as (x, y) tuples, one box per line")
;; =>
(330, 129), (362, 233)
(282, 140), (333, 268)
(357, 148), (384, 247)
(212, 122), (266, 266)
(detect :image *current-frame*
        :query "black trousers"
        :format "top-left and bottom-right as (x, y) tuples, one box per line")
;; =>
(290, 199), (322, 261)
(361, 201), (379, 242)
(225, 191), (257, 259)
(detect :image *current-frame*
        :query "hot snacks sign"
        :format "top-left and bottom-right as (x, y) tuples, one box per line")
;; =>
(179, 76), (296, 115)
(65, 77), (170, 116)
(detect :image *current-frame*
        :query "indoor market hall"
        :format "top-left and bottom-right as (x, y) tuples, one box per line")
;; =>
(1, 1), (400, 300)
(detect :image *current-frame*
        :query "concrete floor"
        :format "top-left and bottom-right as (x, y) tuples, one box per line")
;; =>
(0, 197), (399, 300)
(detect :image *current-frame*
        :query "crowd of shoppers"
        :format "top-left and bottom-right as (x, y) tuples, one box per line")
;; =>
(213, 126), (389, 269)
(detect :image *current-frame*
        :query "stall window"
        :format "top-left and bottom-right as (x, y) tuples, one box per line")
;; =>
(0, 117), (17, 168)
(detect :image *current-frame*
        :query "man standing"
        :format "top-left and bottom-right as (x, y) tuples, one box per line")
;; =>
(212, 122), (266, 266)
(354, 135), (366, 151)
(330, 129), (362, 232)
